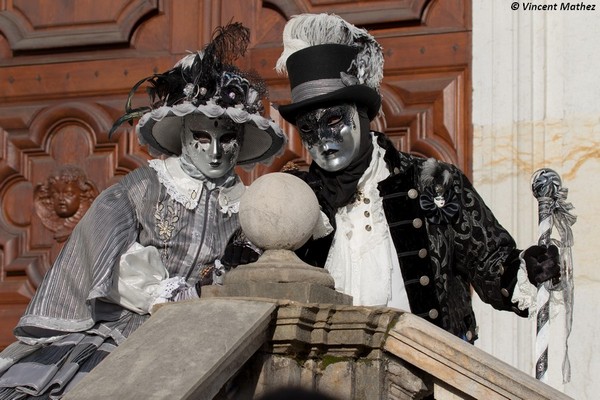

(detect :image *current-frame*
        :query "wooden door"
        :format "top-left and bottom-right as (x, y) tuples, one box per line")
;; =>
(0, 0), (471, 348)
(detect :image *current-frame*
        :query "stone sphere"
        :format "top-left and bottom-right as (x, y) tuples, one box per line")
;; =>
(239, 172), (320, 251)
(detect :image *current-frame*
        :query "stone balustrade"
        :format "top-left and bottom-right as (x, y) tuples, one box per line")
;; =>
(65, 298), (573, 400)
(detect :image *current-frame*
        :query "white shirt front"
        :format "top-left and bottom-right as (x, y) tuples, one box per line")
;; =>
(324, 136), (411, 311)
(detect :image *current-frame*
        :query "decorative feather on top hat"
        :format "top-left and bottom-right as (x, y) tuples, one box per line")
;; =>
(110, 22), (285, 165)
(275, 13), (384, 122)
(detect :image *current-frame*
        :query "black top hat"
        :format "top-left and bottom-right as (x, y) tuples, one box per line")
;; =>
(275, 13), (384, 124)
(277, 44), (381, 123)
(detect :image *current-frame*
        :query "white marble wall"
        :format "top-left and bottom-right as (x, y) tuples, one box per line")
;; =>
(472, 2), (600, 399)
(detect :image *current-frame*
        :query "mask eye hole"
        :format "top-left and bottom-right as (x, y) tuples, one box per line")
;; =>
(296, 113), (313, 134)
(298, 124), (312, 134)
(327, 114), (342, 126)
(192, 131), (211, 144)
(220, 133), (238, 144)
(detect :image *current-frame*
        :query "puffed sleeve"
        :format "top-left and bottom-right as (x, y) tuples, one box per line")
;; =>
(451, 168), (527, 317)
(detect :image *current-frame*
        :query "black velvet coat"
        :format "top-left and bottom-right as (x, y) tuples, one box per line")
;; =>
(294, 133), (527, 343)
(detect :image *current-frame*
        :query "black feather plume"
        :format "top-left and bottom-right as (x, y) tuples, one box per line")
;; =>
(108, 75), (154, 137)
(205, 22), (250, 65)
(109, 22), (260, 141)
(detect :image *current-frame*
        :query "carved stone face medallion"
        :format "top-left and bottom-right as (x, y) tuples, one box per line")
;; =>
(50, 180), (81, 218)
(34, 164), (98, 242)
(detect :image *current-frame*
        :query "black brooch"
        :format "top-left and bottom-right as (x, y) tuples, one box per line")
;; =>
(419, 158), (460, 225)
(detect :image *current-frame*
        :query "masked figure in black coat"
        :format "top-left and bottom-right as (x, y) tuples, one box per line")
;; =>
(275, 13), (559, 343)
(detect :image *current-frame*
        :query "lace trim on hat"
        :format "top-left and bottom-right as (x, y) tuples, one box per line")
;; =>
(138, 102), (285, 166)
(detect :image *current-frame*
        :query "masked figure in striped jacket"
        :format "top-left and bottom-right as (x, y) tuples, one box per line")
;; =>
(0, 23), (284, 399)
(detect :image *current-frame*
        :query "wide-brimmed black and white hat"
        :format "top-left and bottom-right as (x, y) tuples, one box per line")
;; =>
(111, 23), (285, 166)
(275, 13), (384, 123)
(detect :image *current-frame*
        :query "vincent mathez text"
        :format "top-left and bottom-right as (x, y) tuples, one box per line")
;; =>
(522, 2), (597, 10)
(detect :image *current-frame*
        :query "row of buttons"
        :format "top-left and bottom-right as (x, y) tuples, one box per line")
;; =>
(391, 184), (442, 327)
(384, 182), (453, 332)
(406, 186), (436, 320)
(363, 197), (371, 231)
(390, 185), (434, 319)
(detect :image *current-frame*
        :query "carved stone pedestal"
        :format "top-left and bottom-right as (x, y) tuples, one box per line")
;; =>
(205, 173), (352, 305)
(205, 248), (352, 305)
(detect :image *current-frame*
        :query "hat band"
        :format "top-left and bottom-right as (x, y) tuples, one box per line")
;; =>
(291, 78), (346, 103)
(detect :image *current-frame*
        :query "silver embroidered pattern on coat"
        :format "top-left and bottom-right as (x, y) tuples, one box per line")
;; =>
(155, 201), (181, 258)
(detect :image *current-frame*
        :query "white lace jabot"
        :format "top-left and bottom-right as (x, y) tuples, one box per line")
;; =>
(149, 157), (245, 213)
(325, 135), (411, 310)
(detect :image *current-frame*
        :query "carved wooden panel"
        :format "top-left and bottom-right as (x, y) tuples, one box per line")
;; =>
(266, 0), (430, 25)
(0, 0), (470, 348)
(0, 0), (159, 50)
(377, 68), (468, 167)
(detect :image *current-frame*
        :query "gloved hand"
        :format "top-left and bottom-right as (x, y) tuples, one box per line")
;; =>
(523, 244), (561, 286)
(171, 285), (200, 302)
(220, 242), (260, 268)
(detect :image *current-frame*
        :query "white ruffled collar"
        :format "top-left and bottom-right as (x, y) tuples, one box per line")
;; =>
(149, 157), (245, 213)
(357, 134), (390, 192)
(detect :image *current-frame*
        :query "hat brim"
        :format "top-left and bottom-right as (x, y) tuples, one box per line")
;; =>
(277, 85), (381, 124)
(137, 104), (286, 165)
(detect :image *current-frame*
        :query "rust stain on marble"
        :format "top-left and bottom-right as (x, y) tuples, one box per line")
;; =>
(473, 118), (600, 183)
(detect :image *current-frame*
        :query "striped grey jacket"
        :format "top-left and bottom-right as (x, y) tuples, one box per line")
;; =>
(14, 166), (240, 344)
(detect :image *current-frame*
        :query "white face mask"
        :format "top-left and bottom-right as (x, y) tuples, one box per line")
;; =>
(296, 103), (361, 172)
(180, 114), (242, 179)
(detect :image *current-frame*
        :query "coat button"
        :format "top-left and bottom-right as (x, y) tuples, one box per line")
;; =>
(499, 265), (505, 275)
(428, 309), (439, 319)
(393, 167), (400, 175)
(363, 197), (371, 204)
(418, 248), (428, 258)
(408, 189), (419, 199)
(466, 331), (474, 341)
(412, 218), (423, 228)
(501, 288), (510, 297)
(365, 225), (372, 232)
(419, 276), (430, 286)
(364, 211), (370, 218)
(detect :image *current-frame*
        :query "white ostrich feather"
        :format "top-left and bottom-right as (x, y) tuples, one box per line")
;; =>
(275, 13), (384, 91)
(175, 51), (201, 70)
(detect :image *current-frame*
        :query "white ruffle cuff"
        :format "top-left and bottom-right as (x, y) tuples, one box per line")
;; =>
(107, 242), (196, 315)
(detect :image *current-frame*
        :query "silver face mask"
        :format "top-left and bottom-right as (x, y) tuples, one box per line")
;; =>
(296, 104), (361, 172)
(181, 114), (242, 179)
